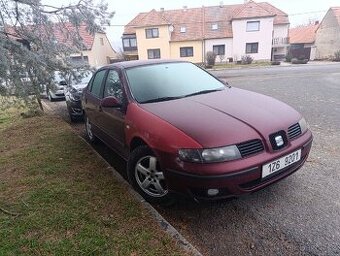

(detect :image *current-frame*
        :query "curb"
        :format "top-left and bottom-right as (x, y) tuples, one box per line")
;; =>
(77, 133), (203, 256)
(41, 100), (53, 112)
(208, 61), (340, 72)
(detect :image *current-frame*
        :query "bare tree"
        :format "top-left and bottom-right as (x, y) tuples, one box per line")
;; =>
(0, 0), (114, 111)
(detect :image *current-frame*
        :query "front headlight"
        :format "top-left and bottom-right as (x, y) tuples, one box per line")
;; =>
(298, 117), (308, 134)
(179, 145), (241, 163)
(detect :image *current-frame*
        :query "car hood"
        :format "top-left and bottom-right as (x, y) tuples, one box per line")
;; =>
(140, 88), (301, 147)
(72, 83), (88, 91)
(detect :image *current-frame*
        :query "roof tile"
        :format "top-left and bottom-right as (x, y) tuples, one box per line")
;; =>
(289, 24), (319, 44)
(124, 1), (289, 41)
(232, 1), (273, 20)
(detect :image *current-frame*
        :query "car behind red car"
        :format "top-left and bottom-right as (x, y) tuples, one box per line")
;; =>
(82, 60), (313, 203)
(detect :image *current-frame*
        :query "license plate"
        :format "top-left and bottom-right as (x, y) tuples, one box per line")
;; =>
(262, 149), (301, 178)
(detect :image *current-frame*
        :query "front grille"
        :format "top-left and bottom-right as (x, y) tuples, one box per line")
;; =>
(269, 130), (287, 150)
(288, 123), (301, 140)
(237, 139), (264, 158)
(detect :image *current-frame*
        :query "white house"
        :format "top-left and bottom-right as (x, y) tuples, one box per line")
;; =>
(123, 1), (290, 63)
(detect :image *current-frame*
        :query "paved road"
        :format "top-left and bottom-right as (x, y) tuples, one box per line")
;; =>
(45, 63), (340, 256)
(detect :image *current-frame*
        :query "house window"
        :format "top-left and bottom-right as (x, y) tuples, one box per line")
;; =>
(70, 56), (89, 64)
(145, 28), (159, 38)
(213, 45), (225, 55)
(246, 21), (260, 32)
(180, 47), (193, 57)
(212, 24), (218, 30)
(246, 43), (259, 53)
(180, 27), (186, 33)
(100, 38), (104, 45)
(147, 49), (161, 59)
(123, 38), (137, 48)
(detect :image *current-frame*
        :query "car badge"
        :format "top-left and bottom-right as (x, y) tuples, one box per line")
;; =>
(275, 135), (284, 147)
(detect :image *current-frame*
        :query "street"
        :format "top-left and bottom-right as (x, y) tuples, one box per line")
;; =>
(46, 63), (340, 255)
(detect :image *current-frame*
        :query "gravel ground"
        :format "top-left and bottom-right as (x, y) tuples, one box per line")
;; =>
(44, 63), (340, 256)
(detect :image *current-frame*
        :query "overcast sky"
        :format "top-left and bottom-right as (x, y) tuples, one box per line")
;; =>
(43, 0), (340, 50)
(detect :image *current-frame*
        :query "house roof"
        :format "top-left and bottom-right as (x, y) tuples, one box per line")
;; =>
(289, 24), (319, 44)
(53, 24), (98, 50)
(232, 1), (274, 20)
(123, 1), (289, 41)
(133, 9), (170, 28)
(4, 23), (102, 50)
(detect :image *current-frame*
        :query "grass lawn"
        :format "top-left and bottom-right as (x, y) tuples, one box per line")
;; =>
(212, 62), (272, 70)
(0, 112), (186, 255)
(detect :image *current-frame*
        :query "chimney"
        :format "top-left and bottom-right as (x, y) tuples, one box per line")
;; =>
(315, 21), (319, 25)
(160, 7), (164, 12)
(219, 1), (223, 7)
(183, 6), (187, 11)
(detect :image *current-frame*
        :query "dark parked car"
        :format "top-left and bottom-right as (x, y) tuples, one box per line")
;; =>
(82, 60), (313, 204)
(65, 71), (93, 121)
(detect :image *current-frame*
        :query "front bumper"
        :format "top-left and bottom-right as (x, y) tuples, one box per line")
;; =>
(51, 90), (65, 99)
(66, 99), (83, 116)
(162, 132), (313, 201)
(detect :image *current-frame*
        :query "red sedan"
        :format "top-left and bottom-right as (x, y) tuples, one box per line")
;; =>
(82, 60), (313, 204)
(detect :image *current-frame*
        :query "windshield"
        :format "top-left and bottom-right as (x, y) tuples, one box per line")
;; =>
(72, 72), (92, 85)
(125, 62), (225, 103)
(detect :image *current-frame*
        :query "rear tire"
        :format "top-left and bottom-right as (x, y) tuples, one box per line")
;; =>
(127, 145), (174, 205)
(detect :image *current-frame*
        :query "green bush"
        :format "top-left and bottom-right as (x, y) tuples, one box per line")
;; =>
(291, 58), (308, 64)
(271, 61), (281, 65)
(241, 55), (253, 64)
(285, 53), (293, 62)
(333, 50), (340, 62)
(206, 51), (217, 67)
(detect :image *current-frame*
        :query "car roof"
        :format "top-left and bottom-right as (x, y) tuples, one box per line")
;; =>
(99, 59), (190, 70)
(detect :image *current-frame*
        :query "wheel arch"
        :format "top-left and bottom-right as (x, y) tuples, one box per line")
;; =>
(130, 137), (148, 152)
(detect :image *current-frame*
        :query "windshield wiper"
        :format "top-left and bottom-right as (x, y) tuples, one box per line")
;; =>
(141, 96), (183, 104)
(183, 88), (224, 98)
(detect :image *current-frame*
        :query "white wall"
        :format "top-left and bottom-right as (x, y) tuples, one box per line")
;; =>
(314, 9), (340, 59)
(232, 17), (274, 61)
(273, 24), (289, 39)
(204, 38), (233, 63)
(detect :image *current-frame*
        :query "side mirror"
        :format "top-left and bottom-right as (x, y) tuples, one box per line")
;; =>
(101, 96), (121, 108)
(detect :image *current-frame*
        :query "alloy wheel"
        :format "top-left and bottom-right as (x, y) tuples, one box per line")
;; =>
(85, 117), (94, 140)
(135, 156), (168, 197)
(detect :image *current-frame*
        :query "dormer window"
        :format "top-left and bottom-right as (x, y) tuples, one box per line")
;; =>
(212, 24), (218, 30)
(180, 27), (186, 33)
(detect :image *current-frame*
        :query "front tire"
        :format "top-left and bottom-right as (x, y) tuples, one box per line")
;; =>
(128, 145), (172, 204)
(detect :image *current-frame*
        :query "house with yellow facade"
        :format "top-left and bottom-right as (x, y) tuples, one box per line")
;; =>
(122, 1), (290, 63)
(53, 24), (118, 67)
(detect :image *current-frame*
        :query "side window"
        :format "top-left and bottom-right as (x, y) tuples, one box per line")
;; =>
(90, 70), (106, 98)
(104, 70), (124, 102)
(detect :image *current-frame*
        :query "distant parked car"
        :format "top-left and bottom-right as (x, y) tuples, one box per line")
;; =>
(65, 71), (93, 121)
(47, 72), (66, 101)
(82, 60), (313, 204)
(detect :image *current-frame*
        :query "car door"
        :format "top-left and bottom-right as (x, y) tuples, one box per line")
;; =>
(83, 69), (107, 133)
(98, 69), (128, 158)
